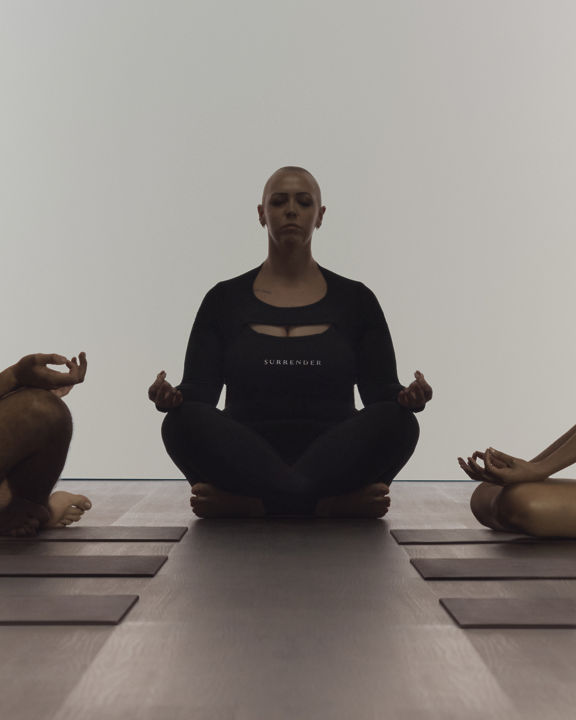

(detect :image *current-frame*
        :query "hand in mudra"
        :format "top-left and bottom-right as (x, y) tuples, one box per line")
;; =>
(397, 371), (432, 411)
(458, 451), (504, 484)
(148, 371), (183, 412)
(13, 352), (87, 395)
(458, 449), (548, 485)
(484, 448), (548, 485)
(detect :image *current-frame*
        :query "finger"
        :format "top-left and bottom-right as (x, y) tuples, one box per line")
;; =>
(410, 384), (425, 406)
(484, 451), (506, 479)
(468, 456), (492, 481)
(458, 457), (479, 480)
(78, 352), (87, 380)
(41, 366), (76, 388)
(149, 376), (163, 392)
(468, 456), (484, 473)
(486, 448), (511, 470)
(163, 386), (177, 407)
(148, 372), (166, 394)
(154, 371), (167, 387)
(37, 353), (69, 366)
(64, 358), (83, 385)
(488, 448), (514, 465)
(149, 378), (169, 401)
(159, 386), (171, 406)
(484, 449), (507, 469)
(397, 390), (409, 407)
(415, 375), (433, 400)
(65, 357), (79, 373)
(458, 456), (478, 476)
(403, 384), (424, 409)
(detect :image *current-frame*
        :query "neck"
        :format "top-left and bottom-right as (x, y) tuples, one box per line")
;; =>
(263, 244), (317, 282)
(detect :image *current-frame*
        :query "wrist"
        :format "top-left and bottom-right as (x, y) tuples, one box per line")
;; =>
(533, 458), (554, 479)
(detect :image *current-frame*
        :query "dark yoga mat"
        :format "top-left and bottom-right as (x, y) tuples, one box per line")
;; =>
(0, 555), (167, 577)
(0, 594), (139, 625)
(391, 528), (531, 544)
(411, 558), (576, 580)
(0, 526), (189, 542)
(440, 597), (576, 628)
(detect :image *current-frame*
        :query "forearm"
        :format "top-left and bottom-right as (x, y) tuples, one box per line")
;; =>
(530, 424), (576, 464)
(0, 366), (18, 399)
(533, 426), (576, 476)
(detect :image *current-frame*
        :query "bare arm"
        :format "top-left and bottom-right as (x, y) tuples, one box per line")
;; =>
(530, 424), (576, 463)
(482, 426), (576, 485)
(0, 353), (87, 401)
(532, 426), (576, 476)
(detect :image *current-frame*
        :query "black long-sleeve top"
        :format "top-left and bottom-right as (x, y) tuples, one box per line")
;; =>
(178, 264), (404, 423)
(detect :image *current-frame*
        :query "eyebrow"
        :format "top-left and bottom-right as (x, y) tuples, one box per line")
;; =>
(270, 192), (313, 198)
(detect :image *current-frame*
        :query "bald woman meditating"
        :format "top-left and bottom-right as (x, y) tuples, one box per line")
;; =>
(0, 352), (91, 536)
(150, 166), (432, 518)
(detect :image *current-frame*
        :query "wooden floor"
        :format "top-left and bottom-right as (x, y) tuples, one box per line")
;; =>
(1, 480), (576, 720)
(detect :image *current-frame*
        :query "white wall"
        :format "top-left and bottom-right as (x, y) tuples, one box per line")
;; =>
(2, 0), (576, 479)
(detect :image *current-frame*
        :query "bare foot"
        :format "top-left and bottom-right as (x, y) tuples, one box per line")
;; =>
(0, 496), (50, 537)
(0, 478), (92, 530)
(47, 491), (92, 528)
(190, 483), (266, 518)
(315, 483), (391, 519)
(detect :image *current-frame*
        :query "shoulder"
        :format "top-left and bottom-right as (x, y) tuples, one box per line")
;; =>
(200, 267), (259, 302)
(320, 266), (378, 303)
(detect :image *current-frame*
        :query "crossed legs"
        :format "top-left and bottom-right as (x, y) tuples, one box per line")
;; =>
(471, 479), (576, 537)
(162, 400), (419, 518)
(0, 388), (91, 536)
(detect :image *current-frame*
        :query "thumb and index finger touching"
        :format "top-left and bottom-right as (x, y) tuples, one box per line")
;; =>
(148, 371), (172, 399)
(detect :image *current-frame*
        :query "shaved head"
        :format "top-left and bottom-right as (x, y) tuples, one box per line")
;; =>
(262, 166), (322, 205)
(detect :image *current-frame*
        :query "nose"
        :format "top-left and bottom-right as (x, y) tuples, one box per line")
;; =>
(286, 199), (298, 217)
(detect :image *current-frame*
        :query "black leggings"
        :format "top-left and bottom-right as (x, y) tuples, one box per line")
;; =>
(162, 401), (420, 515)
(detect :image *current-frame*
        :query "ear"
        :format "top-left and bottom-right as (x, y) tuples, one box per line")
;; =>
(316, 205), (326, 229)
(257, 204), (266, 226)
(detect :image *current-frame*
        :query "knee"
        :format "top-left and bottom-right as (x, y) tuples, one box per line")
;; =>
(389, 403), (420, 450)
(161, 410), (180, 451)
(401, 407), (420, 447)
(161, 402), (210, 450)
(15, 388), (72, 434)
(470, 482), (501, 529)
(496, 483), (545, 536)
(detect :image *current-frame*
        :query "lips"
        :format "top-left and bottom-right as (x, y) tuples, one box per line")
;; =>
(282, 224), (301, 230)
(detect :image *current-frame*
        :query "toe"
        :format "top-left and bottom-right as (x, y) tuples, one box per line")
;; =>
(191, 483), (214, 496)
(69, 495), (92, 511)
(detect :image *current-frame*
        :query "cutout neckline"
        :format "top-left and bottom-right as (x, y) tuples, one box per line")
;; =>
(247, 324), (334, 339)
(251, 264), (329, 309)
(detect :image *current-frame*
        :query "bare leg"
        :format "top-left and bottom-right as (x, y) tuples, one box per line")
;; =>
(497, 480), (576, 537)
(470, 482), (521, 532)
(0, 389), (75, 535)
(471, 479), (576, 537)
